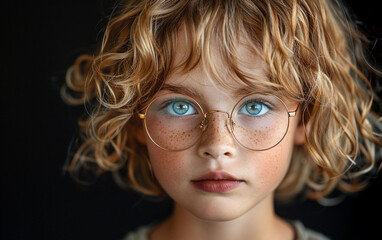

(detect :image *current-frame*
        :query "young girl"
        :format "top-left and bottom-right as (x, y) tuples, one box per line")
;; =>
(62, 0), (382, 239)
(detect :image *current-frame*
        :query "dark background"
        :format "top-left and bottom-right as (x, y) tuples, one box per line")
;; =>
(1, 0), (381, 239)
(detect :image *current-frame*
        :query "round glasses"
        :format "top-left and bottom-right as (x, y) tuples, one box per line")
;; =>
(139, 93), (298, 151)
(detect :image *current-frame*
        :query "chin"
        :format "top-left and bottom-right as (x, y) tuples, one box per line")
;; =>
(192, 208), (246, 222)
(185, 198), (251, 222)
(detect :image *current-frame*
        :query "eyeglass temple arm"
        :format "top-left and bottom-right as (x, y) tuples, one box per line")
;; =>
(288, 103), (300, 117)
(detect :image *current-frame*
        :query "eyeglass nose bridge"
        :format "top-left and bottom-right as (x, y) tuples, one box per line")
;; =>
(199, 110), (233, 133)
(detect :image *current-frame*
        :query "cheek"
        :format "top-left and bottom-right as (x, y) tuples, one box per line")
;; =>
(245, 129), (296, 190)
(145, 139), (188, 192)
(258, 149), (290, 183)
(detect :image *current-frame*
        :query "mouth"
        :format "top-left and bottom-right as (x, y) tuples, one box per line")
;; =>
(191, 171), (245, 193)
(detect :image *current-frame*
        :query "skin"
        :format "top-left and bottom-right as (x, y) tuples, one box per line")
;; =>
(140, 31), (305, 240)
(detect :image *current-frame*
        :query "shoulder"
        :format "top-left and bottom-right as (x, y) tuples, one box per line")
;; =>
(122, 225), (152, 240)
(291, 221), (330, 240)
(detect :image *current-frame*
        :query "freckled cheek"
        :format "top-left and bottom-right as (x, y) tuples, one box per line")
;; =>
(145, 118), (201, 151)
(146, 144), (188, 191)
(246, 140), (294, 189)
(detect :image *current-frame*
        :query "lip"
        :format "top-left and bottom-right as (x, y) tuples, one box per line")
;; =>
(191, 171), (245, 193)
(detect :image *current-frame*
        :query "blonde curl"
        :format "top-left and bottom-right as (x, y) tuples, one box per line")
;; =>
(63, 0), (382, 201)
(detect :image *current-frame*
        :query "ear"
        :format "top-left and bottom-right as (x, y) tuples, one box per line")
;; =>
(294, 120), (305, 145)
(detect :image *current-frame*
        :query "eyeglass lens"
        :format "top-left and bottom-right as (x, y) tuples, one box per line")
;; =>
(144, 93), (290, 151)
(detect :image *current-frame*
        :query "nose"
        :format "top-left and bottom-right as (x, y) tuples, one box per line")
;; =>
(197, 111), (236, 159)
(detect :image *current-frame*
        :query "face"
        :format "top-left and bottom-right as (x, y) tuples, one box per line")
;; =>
(142, 34), (304, 222)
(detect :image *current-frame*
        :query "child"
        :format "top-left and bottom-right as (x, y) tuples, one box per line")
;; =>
(62, 0), (382, 239)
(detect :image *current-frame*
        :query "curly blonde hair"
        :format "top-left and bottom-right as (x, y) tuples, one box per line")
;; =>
(62, 0), (382, 201)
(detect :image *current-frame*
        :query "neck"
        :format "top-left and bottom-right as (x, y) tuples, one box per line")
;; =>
(150, 194), (294, 240)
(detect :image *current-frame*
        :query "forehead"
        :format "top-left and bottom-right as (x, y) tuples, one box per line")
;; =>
(166, 27), (271, 95)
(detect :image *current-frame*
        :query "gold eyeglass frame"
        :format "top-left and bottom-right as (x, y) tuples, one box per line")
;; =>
(139, 92), (299, 152)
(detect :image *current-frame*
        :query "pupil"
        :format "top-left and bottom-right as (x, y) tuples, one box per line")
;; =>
(173, 102), (188, 114)
(247, 103), (261, 115)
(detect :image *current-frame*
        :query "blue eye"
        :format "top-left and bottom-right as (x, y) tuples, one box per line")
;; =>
(165, 100), (196, 116)
(239, 101), (269, 116)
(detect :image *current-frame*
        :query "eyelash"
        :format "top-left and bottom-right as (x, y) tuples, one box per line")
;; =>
(242, 99), (273, 109)
(160, 99), (198, 115)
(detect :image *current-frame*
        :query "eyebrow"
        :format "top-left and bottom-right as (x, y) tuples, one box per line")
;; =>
(160, 82), (276, 100)
(233, 87), (254, 96)
(159, 83), (203, 99)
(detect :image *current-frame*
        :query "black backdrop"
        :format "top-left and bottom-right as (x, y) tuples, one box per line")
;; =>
(1, 1), (381, 239)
